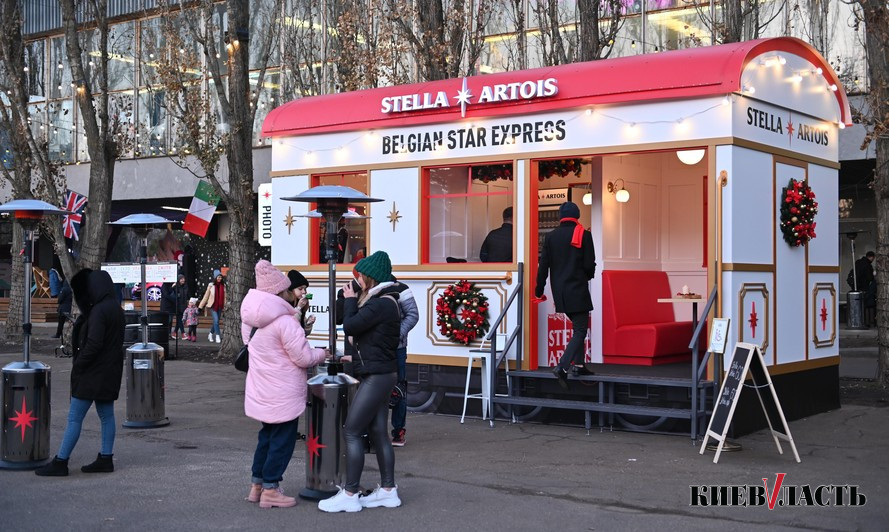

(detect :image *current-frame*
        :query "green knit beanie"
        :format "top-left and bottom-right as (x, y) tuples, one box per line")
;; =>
(355, 251), (392, 283)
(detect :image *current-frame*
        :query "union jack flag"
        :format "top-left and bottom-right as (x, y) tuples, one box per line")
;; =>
(62, 190), (88, 240)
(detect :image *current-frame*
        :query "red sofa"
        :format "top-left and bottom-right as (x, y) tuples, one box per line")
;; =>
(601, 270), (696, 366)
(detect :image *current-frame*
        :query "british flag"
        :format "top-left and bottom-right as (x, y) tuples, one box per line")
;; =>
(62, 190), (88, 240)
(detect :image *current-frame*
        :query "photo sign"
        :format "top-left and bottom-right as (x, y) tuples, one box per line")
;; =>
(101, 262), (178, 284)
(707, 318), (730, 354)
(699, 342), (800, 464)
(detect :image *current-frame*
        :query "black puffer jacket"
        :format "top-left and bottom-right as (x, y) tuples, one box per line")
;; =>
(71, 269), (126, 401)
(342, 282), (400, 376)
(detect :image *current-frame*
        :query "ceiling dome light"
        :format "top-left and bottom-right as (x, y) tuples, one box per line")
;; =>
(677, 149), (706, 165)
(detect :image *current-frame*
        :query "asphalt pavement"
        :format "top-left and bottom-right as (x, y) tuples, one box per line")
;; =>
(0, 327), (886, 531)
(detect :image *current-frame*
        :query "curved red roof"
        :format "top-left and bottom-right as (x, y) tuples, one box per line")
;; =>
(263, 37), (851, 137)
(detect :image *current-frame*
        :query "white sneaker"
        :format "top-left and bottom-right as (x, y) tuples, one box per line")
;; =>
(208, 333), (214, 342)
(359, 485), (401, 509)
(215, 334), (221, 343)
(318, 487), (362, 513)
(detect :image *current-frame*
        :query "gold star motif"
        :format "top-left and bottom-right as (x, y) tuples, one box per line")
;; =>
(284, 206), (296, 234)
(387, 202), (402, 232)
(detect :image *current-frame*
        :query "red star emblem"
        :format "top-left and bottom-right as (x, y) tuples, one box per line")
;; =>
(748, 301), (758, 338)
(820, 299), (828, 331)
(10, 396), (38, 443)
(262, 191), (271, 199)
(306, 429), (326, 468)
(786, 116), (794, 144)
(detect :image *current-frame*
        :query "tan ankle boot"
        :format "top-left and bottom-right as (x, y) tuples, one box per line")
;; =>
(259, 487), (297, 509)
(245, 483), (262, 503)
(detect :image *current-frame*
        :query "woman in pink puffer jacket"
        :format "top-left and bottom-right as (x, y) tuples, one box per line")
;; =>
(241, 260), (327, 509)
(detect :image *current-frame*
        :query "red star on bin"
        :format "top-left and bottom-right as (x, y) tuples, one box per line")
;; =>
(10, 396), (37, 443)
(820, 299), (828, 331)
(748, 301), (758, 338)
(306, 429), (326, 468)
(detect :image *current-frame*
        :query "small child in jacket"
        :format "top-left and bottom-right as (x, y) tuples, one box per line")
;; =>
(183, 297), (200, 342)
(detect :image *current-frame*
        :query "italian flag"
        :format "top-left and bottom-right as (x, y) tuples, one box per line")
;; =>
(182, 181), (220, 237)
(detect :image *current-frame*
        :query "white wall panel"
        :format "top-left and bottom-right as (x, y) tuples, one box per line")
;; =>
(807, 164), (839, 267)
(270, 175), (310, 267)
(809, 274), (839, 359)
(775, 161), (808, 364)
(369, 167), (420, 265)
(723, 271), (774, 368)
(723, 146), (773, 264)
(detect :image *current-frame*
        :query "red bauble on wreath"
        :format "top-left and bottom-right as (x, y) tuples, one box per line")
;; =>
(435, 280), (490, 345)
(779, 178), (818, 247)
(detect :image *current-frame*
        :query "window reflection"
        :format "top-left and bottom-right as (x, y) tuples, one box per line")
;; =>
(312, 173), (369, 264)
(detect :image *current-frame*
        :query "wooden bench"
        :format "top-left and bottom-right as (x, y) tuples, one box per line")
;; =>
(0, 297), (61, 323)
(601, 270), (696, 366)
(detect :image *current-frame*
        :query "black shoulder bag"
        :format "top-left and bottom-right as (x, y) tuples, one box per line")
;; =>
(234, 327), (258, 373)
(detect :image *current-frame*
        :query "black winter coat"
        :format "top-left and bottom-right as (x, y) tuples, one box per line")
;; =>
(342, 282), (400, 376)
(480, 223), (513, 262)
(57, 281), (73, 315)
(535, 221), (596, 313)
(70, 269), (126, 401)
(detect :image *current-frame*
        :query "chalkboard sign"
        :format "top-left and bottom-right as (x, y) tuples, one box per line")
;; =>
(699, 342), (800, 464)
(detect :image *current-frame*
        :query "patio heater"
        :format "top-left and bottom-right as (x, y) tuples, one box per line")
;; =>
(109, 214), (173, 428)
(282, 185), (381, 500)
(0, 199), (72, 470)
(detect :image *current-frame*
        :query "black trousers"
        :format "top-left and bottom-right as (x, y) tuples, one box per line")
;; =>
(343, 372), (397, 492)
(557, 311), (589, 371)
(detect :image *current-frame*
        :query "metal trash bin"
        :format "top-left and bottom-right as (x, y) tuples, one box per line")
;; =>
(0, 362), (51, 469)
(299, 369), (359, 500)
(122, 342), (169, 428)
(846, 291), (866, 329)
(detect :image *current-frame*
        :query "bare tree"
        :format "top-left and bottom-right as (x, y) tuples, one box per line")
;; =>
(852, 0), (889, 386)
(688, 0), (787, 44)
(388, 0), (494, 81)
(528, 0), (621, 66)
(59, 0), (127, 271)
(150, 0), (283, 356)
(0, 1), (80, 341)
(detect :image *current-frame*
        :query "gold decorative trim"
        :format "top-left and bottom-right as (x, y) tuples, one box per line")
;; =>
(808, 265), (840, 273)
(812, 282), (837, 348)
(765, 356), (839, 375)
(734, 138), (840, 169)
(738, 283), (770, 354)
(723, 263), (775, 272)
(425, 281), (509, 346)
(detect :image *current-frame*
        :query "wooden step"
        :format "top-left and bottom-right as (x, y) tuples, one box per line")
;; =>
(508, 369), (713, 388)
(493, 395), (694, 419)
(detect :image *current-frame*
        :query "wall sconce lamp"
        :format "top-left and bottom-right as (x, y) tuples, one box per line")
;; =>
(607, 179), (630, 203)
(676, 149), (706, 165)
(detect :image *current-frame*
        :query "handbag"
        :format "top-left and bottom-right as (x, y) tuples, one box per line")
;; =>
(234, 327), (258, 373)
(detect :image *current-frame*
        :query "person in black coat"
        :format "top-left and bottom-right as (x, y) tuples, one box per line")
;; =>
(319, 251), (401, 512)
(36, 269), (126, 477)
(535, 201), (597, 388)
(53, 278), (73, 339)
(169, 274), (190, 339)
(480, 206), (513, 262)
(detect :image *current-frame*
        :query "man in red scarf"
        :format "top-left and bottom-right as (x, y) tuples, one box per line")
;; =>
(535, 201), (597, 388)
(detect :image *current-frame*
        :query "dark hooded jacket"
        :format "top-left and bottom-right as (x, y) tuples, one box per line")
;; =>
(342, 282), (400, 376)
(70, 269), (126, 401)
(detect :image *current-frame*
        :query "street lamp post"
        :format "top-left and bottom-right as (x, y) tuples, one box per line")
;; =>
(109, 214), (174, 428)
(0, 199), (72, 470)
(283, 185), (382, 500)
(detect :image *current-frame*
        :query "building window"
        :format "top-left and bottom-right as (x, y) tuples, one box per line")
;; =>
(310, 172), (369, 264)
(423, 162), (514, 264)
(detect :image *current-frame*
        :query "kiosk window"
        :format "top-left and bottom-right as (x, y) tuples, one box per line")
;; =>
(310, 172), (369, 264)
(423, 163), (514, 264)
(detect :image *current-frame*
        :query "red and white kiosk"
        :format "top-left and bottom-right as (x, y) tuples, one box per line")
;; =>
(262, 37), (849, 435)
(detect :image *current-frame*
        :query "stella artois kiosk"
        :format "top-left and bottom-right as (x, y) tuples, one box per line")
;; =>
(262, 37), (849, 435)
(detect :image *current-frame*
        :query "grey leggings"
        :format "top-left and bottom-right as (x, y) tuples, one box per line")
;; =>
(344, 372), (397, 492)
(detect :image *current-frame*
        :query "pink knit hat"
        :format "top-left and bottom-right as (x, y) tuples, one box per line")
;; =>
(255, 260), (290, 294)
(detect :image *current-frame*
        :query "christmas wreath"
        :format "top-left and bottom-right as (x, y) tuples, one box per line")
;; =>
(779, 178), (818, 247)
(435, 280), (490, 345)
(472, 163), (513, 183)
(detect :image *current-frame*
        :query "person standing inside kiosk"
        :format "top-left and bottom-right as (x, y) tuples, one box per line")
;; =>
(535, 201), (596, 388)
(480, 207), (513, 262)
